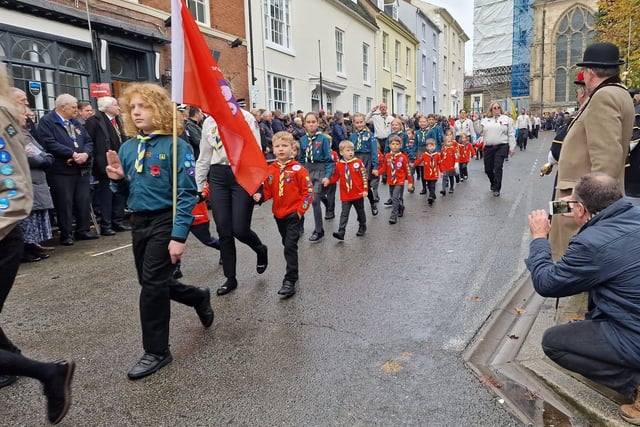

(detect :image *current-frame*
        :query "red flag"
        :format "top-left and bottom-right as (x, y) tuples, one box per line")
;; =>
(171, 0), (267, 194)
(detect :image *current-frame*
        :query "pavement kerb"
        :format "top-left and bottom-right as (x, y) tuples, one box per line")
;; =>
(463, 269), (630, 426)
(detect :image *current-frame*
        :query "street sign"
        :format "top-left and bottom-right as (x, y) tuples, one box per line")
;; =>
(90, 83), (111, 97)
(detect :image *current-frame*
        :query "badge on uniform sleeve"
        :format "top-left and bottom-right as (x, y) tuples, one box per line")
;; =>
(4, 124), (17, 138)
(292, 165), (301, 171)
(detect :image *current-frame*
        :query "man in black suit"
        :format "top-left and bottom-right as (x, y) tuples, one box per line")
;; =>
(37, 93), (97, 245)
(84, 96), (130, 236)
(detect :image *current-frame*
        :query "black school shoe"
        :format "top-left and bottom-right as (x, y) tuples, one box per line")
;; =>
(217, 278), (238, 296)
(256, 245), (268, 274)
(44, 359), (76, 424)
(0, 375), (17, 389)
(278, 281), (296, 298)
(194, 287), (214, 328)
(309, 231), (324, 242)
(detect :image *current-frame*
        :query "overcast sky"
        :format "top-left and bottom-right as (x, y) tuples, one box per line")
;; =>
(422, 0), (475, 73)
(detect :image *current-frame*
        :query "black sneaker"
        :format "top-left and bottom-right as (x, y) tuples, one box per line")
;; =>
(419, 189), (427, 195)
(389, 216), (397, 224)
(384, 199), (393, 206)
(371, 204), (378, 216)
(398, 205), (405, 217)
(428, 198), (434, 206)
(356, 225), (366, 236)
(278, 281), (296, 298)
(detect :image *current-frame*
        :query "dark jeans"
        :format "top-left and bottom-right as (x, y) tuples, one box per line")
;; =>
(131, 210), (204, 354)
(0, 227), (23, 354)
(337, 198), (366, 232)
(324, 183), (336, 215)
(517, 129), (528, 150)
(483, 144), (509, 192)
(275, 213), (301, 284)
(208, 164), (265, 279)
(47, 172), (92, 238)
(542, 320), (640, 397)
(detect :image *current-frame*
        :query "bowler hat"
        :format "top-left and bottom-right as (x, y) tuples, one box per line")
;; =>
(573, 71), (585, 86)
(576, 42), (625, 68)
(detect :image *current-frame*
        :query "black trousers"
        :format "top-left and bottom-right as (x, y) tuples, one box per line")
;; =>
(543, 320), (640, 398)
(0, 349), (51, 381)
(131, 210), (203, 354)
(426, 180), (437, 200)
(94, 178), (126, 229)
(48, 172), (92, 238)
(337, 198), (366, 232)
(208, 164), (264, 279)
(275, 213), (301, 284)
(483, 144), (509, 192)
(0, 226), (23, 354)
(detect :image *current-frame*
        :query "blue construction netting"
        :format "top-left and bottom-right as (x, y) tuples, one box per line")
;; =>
(511, 0), (534, 98)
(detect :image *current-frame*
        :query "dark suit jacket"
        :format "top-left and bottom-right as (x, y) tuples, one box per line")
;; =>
(37, 111), (93, 175)
(84, 111), (124, 179)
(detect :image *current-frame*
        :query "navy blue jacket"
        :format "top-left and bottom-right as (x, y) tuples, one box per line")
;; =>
(37, 111), (93, 175)
(526, 198), (640, 367)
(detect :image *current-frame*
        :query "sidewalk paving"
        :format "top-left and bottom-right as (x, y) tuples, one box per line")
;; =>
(465, 272), (632, 426)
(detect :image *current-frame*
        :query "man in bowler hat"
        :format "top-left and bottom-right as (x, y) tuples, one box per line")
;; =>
(549, 42), (635, 260)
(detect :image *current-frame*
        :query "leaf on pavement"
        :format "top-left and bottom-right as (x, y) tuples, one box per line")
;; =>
(566, 314), (585, 322)
(514, 306), (527, 315)
(479, 375), (503, 388)
(470, 296), (483, 302)
(508, 334), (519, 340)
(380, 360), (404, 373)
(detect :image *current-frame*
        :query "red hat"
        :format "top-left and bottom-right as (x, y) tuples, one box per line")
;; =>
(574, 71), (586, 86)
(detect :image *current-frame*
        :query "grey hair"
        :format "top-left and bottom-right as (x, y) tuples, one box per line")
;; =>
(97, 96), (118, 112)
(55, 93), (78, 108)
(590, 67), (620, 79)
(573, 172), (623, 215)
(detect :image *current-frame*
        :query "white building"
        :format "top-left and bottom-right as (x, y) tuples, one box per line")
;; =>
(398, 0), (440, 115)
(411, 1), (469, 117)
(248, 0), (378, 114)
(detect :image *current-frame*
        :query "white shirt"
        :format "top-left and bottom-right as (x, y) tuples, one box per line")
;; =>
(516, 114), (531, 130)
(453, 118), (476, 140)
(476, 115), (516, 150)
(194, 110), (261, 192)
(365, 111), (393, 139)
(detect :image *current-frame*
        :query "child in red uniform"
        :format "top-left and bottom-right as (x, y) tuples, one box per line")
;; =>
(254, 132), (313, 298)
(327, 140), (368, 240)
(413, 139), (441, 206)
(457, 133), (476, 181)
(173, 182), (221, 279)
(440, 130), (459, 195)
(378, 136), (413, 224)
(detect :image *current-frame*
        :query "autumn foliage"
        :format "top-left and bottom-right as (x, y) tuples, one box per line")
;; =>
(596, 0), (640, 87)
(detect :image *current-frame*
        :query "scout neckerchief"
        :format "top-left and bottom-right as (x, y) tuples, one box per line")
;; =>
(355, 128), (370, 151)
(277, 159), (290, 197)
(416, 128), (428, 146)
(211, 128), (224, 152)
(305, 132), (322, 163)
(390, 152), (400, 183)
(341, 158), (357, 192)
(135, 131), (162, 173)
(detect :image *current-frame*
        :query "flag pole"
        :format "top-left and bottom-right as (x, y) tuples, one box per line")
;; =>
(172, 102), (178, 219)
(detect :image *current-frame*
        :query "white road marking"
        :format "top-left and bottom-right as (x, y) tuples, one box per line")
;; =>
(91, 244), (132, 257)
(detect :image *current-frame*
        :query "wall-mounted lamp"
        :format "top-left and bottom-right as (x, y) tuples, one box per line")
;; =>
(230, 37), (243, 48)
(161, 68), (172, 86)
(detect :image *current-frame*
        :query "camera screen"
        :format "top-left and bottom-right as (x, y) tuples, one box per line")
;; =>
(549, 200), (572, 215)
